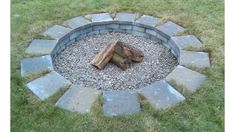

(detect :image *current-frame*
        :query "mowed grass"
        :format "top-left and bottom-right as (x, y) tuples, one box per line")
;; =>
(11, 0), (224, 131)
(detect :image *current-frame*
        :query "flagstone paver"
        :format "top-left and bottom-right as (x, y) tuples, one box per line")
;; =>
(180, 50), (210, 68)
(139, 80), (185, 109)
(115, 13), (136, 22)
(65, 16), (91, 29)
(43, 25), (72, 39)
(91, 13), (113, 22)
(56, 85), (101, 113)
(170, 35), (202, 49)
(103, 90), (141, 116)
(166, 65), (207, 93)
(25, 39), (57, 56)
(26, 71), (71, 100)
(136, 15), (159, 27)
(21, 55), (53, 77)
(157, 21), (184, 36)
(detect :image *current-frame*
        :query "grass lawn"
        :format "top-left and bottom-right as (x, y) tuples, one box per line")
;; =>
(11, 0), (224, 131)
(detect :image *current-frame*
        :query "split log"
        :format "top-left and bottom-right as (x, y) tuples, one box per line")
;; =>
(90, 41), (117, 69)
(115, 41), (144, 62)
(111, 53), (129, 70)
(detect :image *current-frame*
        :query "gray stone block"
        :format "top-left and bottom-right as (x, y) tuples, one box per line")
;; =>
(170, 35), (202, 49)
(166, 65), (207, 93)
(115, 13), (136, 22)
(136, 15), (159, 27)
(25, 39), (57, 56)
(65, 16), (91, 29)
(120, 24), (132, 30)
(56, 85), (101, 113)
(157, 21), (184, 36)
(139, 80), (185, 109)
(106, 23), (119, 29)
(179, 50), (210, 68)
(43, 25), (72, 39)
(91, 13), (113, 22)
(103, 90), (141, 116)
(133, 26), (145, 32)
(26, 71), (71, 100)
(21, 55), (53, 77)
(146, 29), (157, 36)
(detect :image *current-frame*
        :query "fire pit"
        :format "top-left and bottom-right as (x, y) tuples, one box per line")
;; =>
(21, 12), (210, 116)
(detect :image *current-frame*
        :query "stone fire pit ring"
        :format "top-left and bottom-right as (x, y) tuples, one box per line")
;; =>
(21, 12), (210, 116)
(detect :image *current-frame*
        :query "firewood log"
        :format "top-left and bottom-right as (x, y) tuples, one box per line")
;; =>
(111, 53), (130, 70)
(90, 41), (117, 69)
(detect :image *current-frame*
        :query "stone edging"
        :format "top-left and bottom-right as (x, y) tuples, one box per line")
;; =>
(21, 12), (210, 116)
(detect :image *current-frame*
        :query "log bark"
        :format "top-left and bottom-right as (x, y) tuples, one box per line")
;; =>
(111, 53), (129, 70)
(90, 41), (117, 69)
(115, 41), (144, 62)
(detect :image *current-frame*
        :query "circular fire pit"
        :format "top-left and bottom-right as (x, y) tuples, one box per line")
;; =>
(21, 12), (210, 116)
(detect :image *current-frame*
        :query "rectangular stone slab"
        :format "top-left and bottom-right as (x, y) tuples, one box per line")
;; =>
(180, 50), (210, 68)
(26, 71), (71, 100)
(139, 80), (185, 109)
(166, 65), (207, 93)
(103, 90), (141, 116)
(65, 16), (91, 29)
(136, 15), (159, 27)
(25, 39), (57, 56)
(21, 55), (53, 77)
(55, 85), (101, 113)
(170, 35), (202, 49)
(114, 13), (136, 22)
(43, 25), (72, 39)
(157, 21), (184, 36)
(91, 13), (113, 22)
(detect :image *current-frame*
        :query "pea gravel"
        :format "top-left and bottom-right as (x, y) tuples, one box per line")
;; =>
(54, 32), (178, 90)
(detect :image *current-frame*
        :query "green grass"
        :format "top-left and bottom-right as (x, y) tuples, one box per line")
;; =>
(11, 0), (224, 131)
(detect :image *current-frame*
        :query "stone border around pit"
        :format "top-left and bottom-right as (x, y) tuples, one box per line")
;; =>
(21, 12), (211, 116)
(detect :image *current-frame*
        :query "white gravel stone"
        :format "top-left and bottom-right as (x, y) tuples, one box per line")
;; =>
(54, 32), (178, 90)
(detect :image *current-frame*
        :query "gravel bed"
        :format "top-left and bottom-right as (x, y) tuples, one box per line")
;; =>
(54, 32), (178, 90)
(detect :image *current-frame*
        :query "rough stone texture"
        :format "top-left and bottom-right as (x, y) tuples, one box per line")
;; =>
(166, 65), (207, 93)
(91, 13), (113, 22)
(170, 35), (202, 49)
(115, 13), (136, 22)
(56, 85), (101, 113)
(136, 15), (159, 27)
(180, 50), (210, 68)
(139, 80), (185, 109)
(65, 16), (91, 29)
(43, 25), (72, 39)
(103, 90), (141, 116)
(25, 39), (57, 56)
(21, 55), (53, 77)
(157, 21), (184, 36)
(26, 71), (71, 100)
(54, 32), (178, 90)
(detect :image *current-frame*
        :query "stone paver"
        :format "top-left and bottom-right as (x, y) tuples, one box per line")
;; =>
(180, 50), (210, 68)
(56, 85), (101, 113)
(170, 35), (202, 49)
(21, 55), (53, 77)
(103, 90), (141, 116)
(91, 13), (113, 22)
(139, 80), (185, 109)
(26, 71), (71, 100)
(115, 13), (136, 22)
(43, 25), (72, 39)
(65, 16), (91, 29)
(25, 39), (57, 56)
(157, 21), (184, 36)
(136, 15), (159, 27)
(166, 65), (207, 93)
